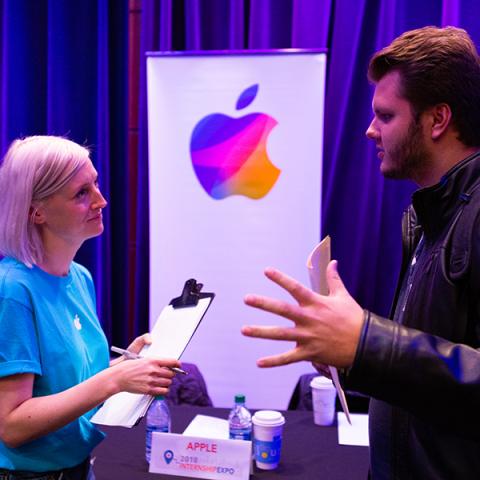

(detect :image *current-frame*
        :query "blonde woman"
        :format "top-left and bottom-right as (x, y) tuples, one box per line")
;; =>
(0, 136), (179, 479)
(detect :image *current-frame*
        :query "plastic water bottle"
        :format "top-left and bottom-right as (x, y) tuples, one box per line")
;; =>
(228, 394), (252, 440)
(145, 396), (171, 462)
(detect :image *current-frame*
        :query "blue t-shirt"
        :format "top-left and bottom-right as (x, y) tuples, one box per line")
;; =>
(0, 257), (109, 471)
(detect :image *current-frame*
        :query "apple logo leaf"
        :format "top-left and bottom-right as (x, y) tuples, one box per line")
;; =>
(236, 84), (259, 110)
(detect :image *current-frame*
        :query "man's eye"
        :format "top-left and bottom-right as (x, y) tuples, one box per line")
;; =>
(379, 113), (393, 122)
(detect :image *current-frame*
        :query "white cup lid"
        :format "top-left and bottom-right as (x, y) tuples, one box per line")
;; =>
(252, 410), (285, 426)
(310, 376), (334, 389)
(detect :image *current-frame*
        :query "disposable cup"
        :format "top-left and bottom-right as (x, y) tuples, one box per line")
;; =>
(310, 376), (337, 426)
(252, 410), (285, 470)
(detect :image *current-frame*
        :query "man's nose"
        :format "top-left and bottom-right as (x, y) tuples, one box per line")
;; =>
(365, 118), (378, 140)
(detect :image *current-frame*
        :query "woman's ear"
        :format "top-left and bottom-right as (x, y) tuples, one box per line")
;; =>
(30, 205), (46, 225)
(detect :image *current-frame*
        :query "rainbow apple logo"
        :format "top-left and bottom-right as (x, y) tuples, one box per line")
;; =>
(190, 84), (280, 200)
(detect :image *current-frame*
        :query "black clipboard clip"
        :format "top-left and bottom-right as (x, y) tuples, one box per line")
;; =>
(170, 278), (212, 308)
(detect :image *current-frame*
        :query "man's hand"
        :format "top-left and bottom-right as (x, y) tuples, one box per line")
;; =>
(241, 260), (364, 369)
(312, 362), (332, 378)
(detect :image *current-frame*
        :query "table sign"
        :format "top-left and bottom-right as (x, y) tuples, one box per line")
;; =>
(149, 433), (252, 479)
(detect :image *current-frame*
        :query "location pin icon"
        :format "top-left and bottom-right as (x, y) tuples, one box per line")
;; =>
(164, 450), (174, 465)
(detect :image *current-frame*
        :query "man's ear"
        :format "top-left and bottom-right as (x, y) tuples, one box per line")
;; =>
(30, 205), (46, 224)
(429, 103), (452, 140)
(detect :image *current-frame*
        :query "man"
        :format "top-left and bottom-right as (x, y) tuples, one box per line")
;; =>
(242, 26), (480, 479)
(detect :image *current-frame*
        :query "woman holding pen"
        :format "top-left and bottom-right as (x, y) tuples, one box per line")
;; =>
(0, 136), (180, 480)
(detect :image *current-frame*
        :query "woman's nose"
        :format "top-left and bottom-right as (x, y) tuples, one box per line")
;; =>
(92, 186), (107, 209)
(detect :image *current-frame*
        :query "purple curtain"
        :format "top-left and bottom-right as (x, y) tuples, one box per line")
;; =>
(2, 0), (478, 346)
(323, 0), (480, 314)
(0, 0), (129, 345)
(136, 0), (480, 327)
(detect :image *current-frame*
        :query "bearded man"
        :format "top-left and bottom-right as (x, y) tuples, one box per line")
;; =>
(242, 26), (480, 479)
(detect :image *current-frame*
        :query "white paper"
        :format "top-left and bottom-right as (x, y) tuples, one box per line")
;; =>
(307, 236), (351, 424)
(183, 414), (229, 439)
(91, 392), (152, 428)
(91, 297), (213, 427)
(337, 413), (369, 446)
(143, 298), (213, 359)
(307, 236), (331, 295)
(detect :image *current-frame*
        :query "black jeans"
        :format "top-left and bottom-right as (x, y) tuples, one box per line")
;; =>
(0, 457), (94, 480)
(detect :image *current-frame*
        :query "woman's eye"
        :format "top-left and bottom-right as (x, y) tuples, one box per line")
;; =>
(75, 189), (87, 199)
(379, 113), (393, 122)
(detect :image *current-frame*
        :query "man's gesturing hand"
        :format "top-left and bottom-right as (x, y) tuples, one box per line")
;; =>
(241, 260), (364, 369)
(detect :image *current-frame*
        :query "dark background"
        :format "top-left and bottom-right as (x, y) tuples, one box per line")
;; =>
(1, 0), (478, 348)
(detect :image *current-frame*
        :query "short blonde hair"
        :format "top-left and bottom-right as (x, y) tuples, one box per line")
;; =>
(0, 136), (90, 267)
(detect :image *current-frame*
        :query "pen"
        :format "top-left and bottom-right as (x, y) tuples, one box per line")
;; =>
(110, 346), (188, 375)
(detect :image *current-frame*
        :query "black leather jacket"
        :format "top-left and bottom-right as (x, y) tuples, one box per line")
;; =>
(345, 152), (480, 479)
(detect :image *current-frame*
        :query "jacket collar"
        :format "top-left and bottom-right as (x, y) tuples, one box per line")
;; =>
(412, 150), (480, 238)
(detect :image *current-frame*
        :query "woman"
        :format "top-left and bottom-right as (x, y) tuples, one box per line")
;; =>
(0, 136), (180, 479)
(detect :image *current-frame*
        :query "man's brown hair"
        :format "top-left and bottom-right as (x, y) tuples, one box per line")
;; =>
(369, 26), (480, 147)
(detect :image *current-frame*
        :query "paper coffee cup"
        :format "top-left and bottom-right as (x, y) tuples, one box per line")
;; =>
(310, 376), (336, 426)
(252, 410), (285, 470)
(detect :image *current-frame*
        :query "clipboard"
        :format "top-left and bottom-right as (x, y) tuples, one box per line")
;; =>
(91, 279), (214, 428)
(307, 237), (352, 424)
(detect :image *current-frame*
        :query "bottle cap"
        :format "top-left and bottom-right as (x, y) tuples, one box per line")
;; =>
(235, 394), (246, 403)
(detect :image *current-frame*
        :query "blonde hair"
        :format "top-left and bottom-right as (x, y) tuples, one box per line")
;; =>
(0, 136), (90, 267)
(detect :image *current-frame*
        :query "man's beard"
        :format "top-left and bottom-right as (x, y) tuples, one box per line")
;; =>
(382, 119), (430, 180)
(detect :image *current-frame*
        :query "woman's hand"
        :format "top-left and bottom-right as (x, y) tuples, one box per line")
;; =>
(126, 333), (152, 355)
(110, 357), (181, 397)
(108, 332), (180, 396)
(0, 332), (180, 448)
(110, 333), (152, 366)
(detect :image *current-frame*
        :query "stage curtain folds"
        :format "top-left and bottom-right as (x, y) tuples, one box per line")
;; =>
(137, 0), (480, 323)
(3, 0), (480, 346)
(0, 0), (129, 345)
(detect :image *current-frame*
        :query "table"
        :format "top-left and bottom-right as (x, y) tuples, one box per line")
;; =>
(92, 406), (369, 480)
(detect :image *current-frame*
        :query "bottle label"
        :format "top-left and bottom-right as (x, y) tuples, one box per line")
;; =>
(146, 425), (170, 463)
(254, 435), (282, 464)
(229, 427), (252, 441)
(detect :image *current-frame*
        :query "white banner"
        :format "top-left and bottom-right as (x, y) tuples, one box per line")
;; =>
(147, 51), (326, 409)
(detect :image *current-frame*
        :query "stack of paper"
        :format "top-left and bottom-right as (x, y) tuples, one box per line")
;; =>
(306, 236), (351, 424)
